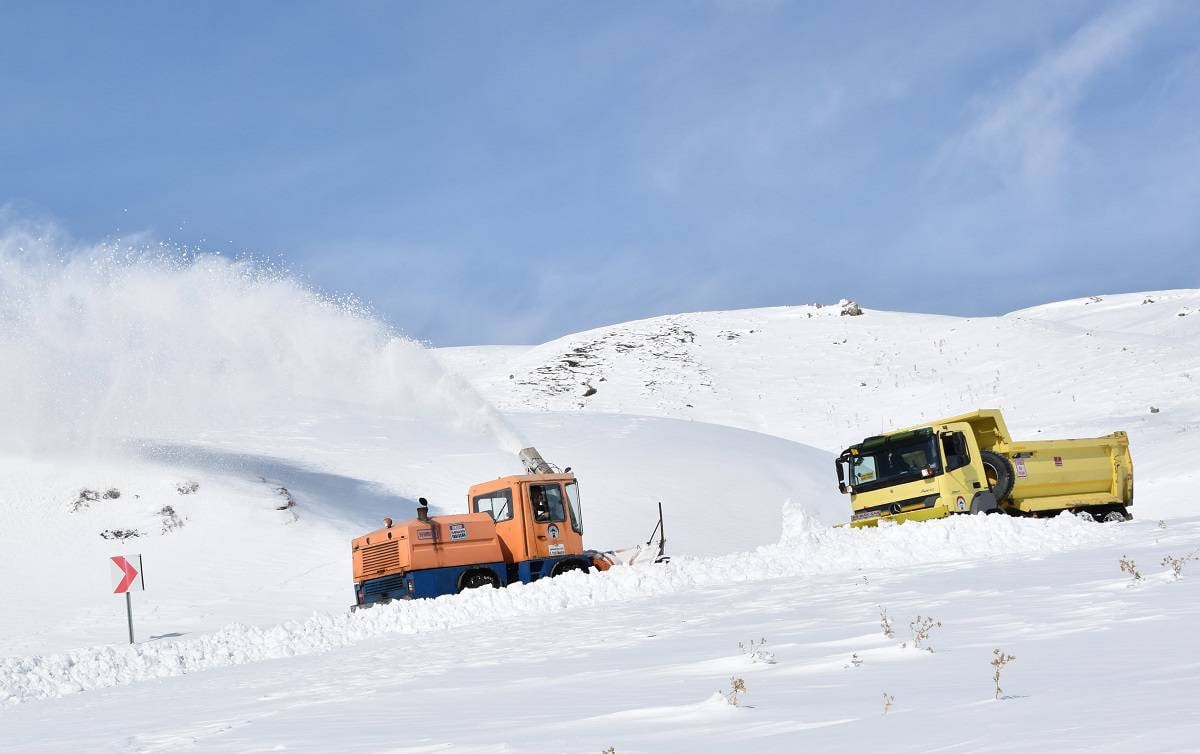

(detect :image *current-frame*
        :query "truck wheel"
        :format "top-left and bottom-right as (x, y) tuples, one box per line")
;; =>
(551, 560), (589, 577)
(1103, 508), (1129, 523)
(980, 450), (1015, 502)
(459, 570), (499, 592)
(1075, 510), (1096, 523)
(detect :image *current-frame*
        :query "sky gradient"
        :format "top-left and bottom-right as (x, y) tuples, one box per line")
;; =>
(2, 2), (1197, 345)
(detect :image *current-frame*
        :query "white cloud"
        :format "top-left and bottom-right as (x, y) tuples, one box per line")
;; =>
(949, 0), (1169, 186)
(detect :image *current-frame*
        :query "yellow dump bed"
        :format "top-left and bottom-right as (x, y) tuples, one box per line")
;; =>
(1005, 433), (1133, 514)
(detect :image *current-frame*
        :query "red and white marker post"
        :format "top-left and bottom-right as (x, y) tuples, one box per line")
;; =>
(110, 554), (145, 644)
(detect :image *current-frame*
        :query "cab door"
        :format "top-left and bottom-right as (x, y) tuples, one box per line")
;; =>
(524, 481), (574, 559)
(939, 427), (985, 513)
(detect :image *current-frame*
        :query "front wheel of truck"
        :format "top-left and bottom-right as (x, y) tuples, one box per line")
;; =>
(980, 450), (1015, 502)
(459, 569), (500, 592)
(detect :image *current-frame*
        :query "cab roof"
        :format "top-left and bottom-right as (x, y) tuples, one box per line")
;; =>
(851, 408), (1011, 451)
(468, 473), (577, 495)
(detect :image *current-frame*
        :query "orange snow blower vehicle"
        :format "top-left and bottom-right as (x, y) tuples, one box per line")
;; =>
(351, 447), (666, 606)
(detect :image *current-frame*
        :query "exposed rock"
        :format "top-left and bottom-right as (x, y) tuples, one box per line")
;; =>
(275, 486), (296, 511)
(71, 489), (100, 512)
(158, 505), (185, 534)
(839, 299), (864, 317)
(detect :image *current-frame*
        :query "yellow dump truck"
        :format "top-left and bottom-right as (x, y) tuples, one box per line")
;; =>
(835, 409), (1133, 527)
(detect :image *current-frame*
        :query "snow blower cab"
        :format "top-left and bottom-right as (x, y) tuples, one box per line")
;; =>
(467, 447), (588, 578)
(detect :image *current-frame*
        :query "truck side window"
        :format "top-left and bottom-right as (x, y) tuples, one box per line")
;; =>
(473, 489), (513, 522)
(942, 432), (970, 472)
(529, 484), (566, 523)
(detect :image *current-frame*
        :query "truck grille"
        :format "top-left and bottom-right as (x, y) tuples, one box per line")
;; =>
(362, 540), (399, 575)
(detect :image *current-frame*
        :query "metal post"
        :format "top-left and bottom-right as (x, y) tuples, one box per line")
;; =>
(657, 501), (667, 559)
(125, 591), (134, 644)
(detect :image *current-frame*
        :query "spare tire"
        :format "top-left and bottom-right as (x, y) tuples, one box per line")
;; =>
(980, 450), (1015, 503)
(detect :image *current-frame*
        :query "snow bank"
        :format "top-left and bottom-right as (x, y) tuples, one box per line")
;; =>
(0, 512), (1122, 705)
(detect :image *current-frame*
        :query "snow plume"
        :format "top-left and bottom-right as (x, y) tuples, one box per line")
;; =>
(0, 226), (523, 454)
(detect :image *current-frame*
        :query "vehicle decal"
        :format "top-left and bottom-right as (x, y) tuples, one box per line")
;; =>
(547, 524), (560, 539)
(956, 495), (966, 511)
(1015, 458), (1027, 478)
(416, 529), (434, 541)
(549, 544), (565, 556)
(448, 523), (467, 541)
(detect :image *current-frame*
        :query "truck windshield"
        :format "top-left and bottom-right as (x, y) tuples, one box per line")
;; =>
(849, 432), (941, 492)
(565, 481), (582, 534)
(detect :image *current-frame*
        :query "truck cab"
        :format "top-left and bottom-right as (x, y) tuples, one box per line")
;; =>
(836, 422), (992, 526)
(468, 472), (587, 583)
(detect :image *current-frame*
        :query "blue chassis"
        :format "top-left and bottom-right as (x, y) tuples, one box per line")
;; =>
(355, 555), (587, 605)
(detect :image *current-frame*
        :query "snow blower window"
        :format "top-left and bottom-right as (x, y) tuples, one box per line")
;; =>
(565, 481), (582, 534)
(529, 484), (566, 523)
(473, 489), (513, 523)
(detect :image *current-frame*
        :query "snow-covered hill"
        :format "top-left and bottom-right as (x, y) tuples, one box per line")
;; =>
(2, 242), (1198, 752)
(438, 290), (1200, 520)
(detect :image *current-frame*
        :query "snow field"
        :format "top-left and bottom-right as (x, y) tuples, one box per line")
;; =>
(0, 511), (1133, 706)
(4, 515), (1198, 752)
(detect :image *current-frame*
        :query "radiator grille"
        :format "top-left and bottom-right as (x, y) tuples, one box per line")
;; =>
(362, 540), (400, 575)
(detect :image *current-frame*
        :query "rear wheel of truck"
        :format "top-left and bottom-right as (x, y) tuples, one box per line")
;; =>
(1075, 510), (1097, 522)
(459, 570), (499, 592)
(980, 450), (1015, 503)
(1103, 508), (1130, 523)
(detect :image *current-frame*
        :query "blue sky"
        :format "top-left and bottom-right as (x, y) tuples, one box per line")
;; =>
(1, 2), (1197, 345)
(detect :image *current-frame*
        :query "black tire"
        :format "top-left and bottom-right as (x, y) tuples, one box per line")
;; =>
(980, 450), (1015, 503)
(551, 560), (589, 577)
(1102, 508), (1129, 523)
(459, 569), (499, 592)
